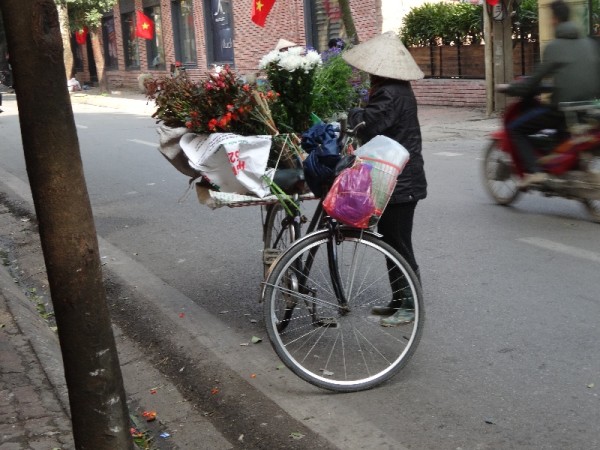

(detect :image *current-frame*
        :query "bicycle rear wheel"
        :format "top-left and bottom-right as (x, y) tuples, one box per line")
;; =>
(262, 229), (424, 392)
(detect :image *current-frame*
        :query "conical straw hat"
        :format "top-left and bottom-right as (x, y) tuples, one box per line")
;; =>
(342, 31), (424, 81)
(274, 38), (298, 51)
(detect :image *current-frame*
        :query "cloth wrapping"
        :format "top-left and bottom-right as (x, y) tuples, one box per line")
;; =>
(301, 122), (341, 197)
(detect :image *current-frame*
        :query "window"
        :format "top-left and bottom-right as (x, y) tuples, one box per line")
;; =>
(102, 16), (119, 69)
(172, 0), (197, 66)
(121, 11), (140, 68)
(144, 5), (165, 69)
(70, 34), (84, 72)
(204, 0), (234, 65)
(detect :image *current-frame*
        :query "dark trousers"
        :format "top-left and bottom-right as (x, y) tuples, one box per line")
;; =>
(378, 201), (419, 272)
(378, 201), (419, 305)
(507, 105), (565, 173)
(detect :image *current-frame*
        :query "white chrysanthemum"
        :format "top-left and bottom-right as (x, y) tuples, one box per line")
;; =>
(258, 50), (281, 69)
(303, 50), (322, 69)
(279, 53), (305, 72)
(286, 46), (304, 57)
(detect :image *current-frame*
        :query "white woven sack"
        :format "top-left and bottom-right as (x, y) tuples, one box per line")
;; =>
(180, 133), (273, 197)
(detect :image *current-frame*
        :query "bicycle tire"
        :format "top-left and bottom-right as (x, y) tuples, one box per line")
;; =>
(263, 202), (300, 277)
(262, 228), (424, 392)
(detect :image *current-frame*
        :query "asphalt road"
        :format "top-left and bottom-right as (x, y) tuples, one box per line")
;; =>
(1, 95), (599, 449)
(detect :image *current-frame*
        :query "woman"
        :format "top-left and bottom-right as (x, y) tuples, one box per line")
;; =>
(343, 31), (427, 326)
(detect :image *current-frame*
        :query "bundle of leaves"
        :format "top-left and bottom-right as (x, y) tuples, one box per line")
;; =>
(311, 48), (368, 120)
(145, 65), (278, 135)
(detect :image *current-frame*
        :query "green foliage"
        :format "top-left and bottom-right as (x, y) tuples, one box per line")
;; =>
(514, 0), (539, 40)
(311, 53), (363, 121)
(401, 3), (446, 46)
(401, 2), (483, 46)
(64, 0), (117, 31)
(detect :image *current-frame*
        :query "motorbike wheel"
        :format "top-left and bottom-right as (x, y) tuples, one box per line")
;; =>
(483, 139), (521, 205)
(581, 154), (600, 223)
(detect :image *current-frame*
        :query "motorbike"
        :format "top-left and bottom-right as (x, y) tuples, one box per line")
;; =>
(482, 86), (600, 223)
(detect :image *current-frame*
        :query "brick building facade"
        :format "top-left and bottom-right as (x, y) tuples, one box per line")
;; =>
(73, 0), (382, 90)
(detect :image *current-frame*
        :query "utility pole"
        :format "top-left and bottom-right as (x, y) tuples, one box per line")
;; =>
(484, 4), (494, 116)
(0, 1), (133, 448)
(483, 1), (514, 114)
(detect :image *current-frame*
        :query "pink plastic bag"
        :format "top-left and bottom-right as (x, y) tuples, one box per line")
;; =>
(323, 161), (376, 229)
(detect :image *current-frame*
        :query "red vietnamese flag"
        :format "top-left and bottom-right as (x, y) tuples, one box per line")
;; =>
(135, 10), (154, 40)
(251, 0), (276, 27)
(75, 26), (88, 45)
(486, 0), (499, 5)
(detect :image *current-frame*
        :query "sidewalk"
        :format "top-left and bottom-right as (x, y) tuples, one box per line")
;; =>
(0, 264), (74, 449)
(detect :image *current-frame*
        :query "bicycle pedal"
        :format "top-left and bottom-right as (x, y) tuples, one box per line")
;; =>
(263, 248), (282, 266)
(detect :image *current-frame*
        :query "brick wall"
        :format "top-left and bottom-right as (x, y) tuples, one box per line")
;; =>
(411, 78), (486, 107)
(74, 0), (381, 90)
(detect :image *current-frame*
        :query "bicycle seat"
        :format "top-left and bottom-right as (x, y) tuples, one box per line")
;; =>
(273, 168), (307, 194)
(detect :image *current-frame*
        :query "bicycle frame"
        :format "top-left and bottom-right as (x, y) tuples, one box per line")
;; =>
(262, 120), (367, 313)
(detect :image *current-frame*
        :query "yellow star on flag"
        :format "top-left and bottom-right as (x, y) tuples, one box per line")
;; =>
(142, 22), (149, 30)
(256, 0), (263, 11)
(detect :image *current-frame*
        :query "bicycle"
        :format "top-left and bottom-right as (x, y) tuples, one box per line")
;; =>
(260, 123), (424, 392)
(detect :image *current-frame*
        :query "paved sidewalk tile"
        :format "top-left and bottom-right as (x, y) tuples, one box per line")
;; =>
(0, 292), (73, 450)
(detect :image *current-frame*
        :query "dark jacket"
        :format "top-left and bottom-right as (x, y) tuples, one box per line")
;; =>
(348, 79), (427, 204)
(506, 22), (600, 105)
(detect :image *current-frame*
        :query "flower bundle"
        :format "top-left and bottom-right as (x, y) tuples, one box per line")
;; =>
(259, 46), (322, 133)
(145, 65), (279, 136)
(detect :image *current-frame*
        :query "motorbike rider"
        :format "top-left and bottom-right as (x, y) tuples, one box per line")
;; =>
(505, 0), (600, 188)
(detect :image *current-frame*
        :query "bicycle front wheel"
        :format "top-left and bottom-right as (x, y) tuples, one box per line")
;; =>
(262, 229), (424, 392)
(263, 202), (300, 277)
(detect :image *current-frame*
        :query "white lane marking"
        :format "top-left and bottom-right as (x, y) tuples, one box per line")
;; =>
(518, 237), (600, 264)
(434, 151), (462, 157)
(127, 138), (157, 147)
(76, 124), (88, 129)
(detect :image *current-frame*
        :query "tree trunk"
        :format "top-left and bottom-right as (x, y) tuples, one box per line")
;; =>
(56, 2), (73, 78)
(90, 28), (108, 92)
(338, 0), (359, 44)
(0, 1), (133, 449)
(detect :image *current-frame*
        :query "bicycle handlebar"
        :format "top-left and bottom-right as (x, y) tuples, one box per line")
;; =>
(346, 121), (366, 136)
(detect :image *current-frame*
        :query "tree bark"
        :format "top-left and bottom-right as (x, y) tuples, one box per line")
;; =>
(0, 1), (133, 448)
(338, 0), (359, 44)
(90, 28), (108, 92)
(56, 2), (73, 78)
